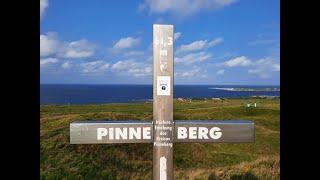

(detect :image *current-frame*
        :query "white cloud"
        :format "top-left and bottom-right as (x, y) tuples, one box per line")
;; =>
(208, 38), (223, 46)
(272, 64), (280, 71)
(175, 67), (206, 78)
(224, 56), (252, 67)
(221, 56), (279, 78)
(248, 57), (280, 78)
(112, 59), (152, 77)
(217, 69), (225, 75)
(175, 51), (212, 65)
(176, 38), (222, 54)
(139, 0), (237, 17)
(62, 61), (71, 69)
(174, 32), (182, 41)
(81, 60), (109, 74)
(40, 0), (49, 20)
(40, 32), (59, 57)
(176, 69), (199, 77)
(40, 58), (58, 67)
(111, 60), (134, 70)
(123, 51), (144, 57)
(40, 32), (95, 58)
(61, 39), (95, 58)
(113, 37), (140, 50)
(177, 40), (206, 53)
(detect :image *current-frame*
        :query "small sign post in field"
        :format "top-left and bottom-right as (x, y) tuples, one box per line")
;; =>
(70, 24), (254, 180)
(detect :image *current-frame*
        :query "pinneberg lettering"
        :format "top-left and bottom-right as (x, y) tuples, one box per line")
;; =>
(97, 126), (222, 140)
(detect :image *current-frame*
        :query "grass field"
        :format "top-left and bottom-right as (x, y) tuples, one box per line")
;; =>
(40, 98), (280, 179)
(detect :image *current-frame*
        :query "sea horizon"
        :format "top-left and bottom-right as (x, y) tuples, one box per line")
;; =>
(40, 83), (280, 86)
(41, 84), (280, 105)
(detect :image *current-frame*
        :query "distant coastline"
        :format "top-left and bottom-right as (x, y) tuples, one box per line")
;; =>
(208, 87), (280, 92)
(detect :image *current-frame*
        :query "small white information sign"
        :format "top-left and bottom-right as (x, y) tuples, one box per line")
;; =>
(157, 76), (171, 96)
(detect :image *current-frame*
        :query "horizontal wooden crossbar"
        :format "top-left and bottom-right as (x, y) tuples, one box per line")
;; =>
(70, 120), (254, 144)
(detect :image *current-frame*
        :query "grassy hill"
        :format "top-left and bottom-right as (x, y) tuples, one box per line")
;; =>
(40, 98), (280, 179)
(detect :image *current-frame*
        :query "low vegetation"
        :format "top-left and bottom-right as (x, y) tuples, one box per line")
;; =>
(40, 98), (280, 179)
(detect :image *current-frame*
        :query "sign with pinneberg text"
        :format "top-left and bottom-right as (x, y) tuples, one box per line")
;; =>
(70, 120), (254, 144)
(70, 24), (254, 180)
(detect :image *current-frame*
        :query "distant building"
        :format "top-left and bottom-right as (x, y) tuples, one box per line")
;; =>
(247, 103), (257, 107)
(211, 98), (221, 100)
(177, 98), (185, 102)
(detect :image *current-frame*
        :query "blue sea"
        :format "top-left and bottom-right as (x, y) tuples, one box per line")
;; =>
(40, 84), (280, 105)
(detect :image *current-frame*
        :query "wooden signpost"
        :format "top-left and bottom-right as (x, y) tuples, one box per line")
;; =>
(70, 24), (254, 180)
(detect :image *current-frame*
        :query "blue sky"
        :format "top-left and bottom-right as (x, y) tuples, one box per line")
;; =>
(40, 0), (280, 85)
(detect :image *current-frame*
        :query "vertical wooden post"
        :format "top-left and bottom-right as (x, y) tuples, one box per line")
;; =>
(153, 24), (174, 180)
